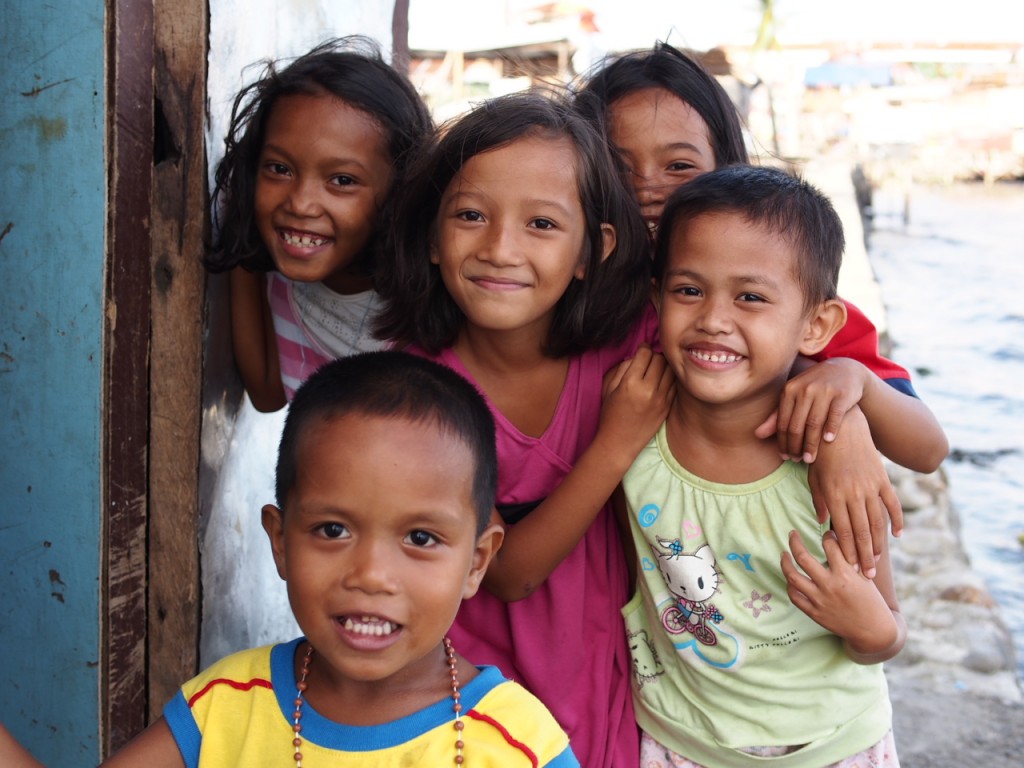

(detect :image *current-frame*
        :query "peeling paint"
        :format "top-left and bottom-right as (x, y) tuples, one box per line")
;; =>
(50, 568), (66, 604)
(28, 115), (68, 142)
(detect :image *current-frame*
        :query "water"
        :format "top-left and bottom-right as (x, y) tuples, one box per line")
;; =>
(866, 181), (1024, 680)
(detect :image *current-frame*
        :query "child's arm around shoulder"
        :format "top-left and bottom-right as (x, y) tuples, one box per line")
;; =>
(771, 297), (948, 471)
(230, 268), (286, 412)
(483, 346), (674, 601)
(99, 718), (184, 768)
(765, 356), (948, 473)
(854, 358), (949, 472)
(770, 357), (947, 577)
(806, 405), (900, 579)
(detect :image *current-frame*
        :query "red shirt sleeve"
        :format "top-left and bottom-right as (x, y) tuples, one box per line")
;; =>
(812, 299), (917, 396)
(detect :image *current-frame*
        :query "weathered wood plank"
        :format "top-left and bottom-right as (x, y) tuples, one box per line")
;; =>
(104, 0), (154, 753)
(149, 1), (208, 719)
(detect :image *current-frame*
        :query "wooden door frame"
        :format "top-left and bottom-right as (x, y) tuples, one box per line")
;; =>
(104, 0), (207, 753)
(147, 0), (208, 723)
(104, 0), (154, 752)
(104, 0), (411, 753)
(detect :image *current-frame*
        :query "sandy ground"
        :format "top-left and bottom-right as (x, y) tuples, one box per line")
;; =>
(891, 683), (1024, 767)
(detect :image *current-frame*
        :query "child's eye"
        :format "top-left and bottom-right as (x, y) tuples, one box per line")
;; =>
(529, 218), (556, 231)
(263, 161), (291, 176)
(330, 174), (356, 187)
(739, 292), (766, 303)
(667, 161), (697, 173)
(404, 530), (438, 548)
(670, 284), (701, 297)
(455, 210), (484, 223)
(315, 522), (349, 539)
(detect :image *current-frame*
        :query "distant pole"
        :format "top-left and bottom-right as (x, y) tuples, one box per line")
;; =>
(392, 0), (410, 73)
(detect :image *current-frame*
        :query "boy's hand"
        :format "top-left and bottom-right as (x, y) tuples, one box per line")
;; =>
(755, 358), (868, 463)
(807, 406), (903, 579)
(782, 530), (897, 653)
(599, 345), (675, 463)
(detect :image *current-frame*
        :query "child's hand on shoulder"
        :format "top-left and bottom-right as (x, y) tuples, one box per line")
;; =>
(756, 357), (869, 463)
(598, 345), (675, 465)
(806, 406), (903, 579)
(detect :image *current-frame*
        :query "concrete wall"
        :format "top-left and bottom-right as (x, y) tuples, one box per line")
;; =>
(198, 0), (395, 665)
(0, 1), (106, 765)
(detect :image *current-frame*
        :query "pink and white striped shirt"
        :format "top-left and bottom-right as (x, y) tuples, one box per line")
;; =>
(267, 272), (386, 400)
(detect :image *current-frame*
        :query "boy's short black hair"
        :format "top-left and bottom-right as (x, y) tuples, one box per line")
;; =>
(654, 164), (844, 312)
(275, 351), (497, 534)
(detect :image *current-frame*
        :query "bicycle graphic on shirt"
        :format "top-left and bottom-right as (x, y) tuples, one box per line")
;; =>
(654, 540), (724, 647)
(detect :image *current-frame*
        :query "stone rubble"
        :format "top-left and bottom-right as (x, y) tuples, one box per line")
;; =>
(885, 463), (1020, 701)
(885, 463), (1024, 767)
(803, 153), (1023, 765)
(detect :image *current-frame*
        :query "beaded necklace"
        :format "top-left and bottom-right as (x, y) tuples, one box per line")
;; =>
(291, 637), (465, 765)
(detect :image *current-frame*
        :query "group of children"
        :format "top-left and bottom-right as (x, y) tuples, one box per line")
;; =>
(10, 34), (950, 768)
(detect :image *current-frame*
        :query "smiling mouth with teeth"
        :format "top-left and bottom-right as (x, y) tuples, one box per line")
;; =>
(342, 616), (399, 636)
(281, 230), (330, 248)
(690, 349), (743, 364)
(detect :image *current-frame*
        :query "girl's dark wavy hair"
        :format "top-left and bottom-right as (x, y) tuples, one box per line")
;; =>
(374, 90), (651, 358)
(205, 36), (433, 275)
(574, 41), (749, 170)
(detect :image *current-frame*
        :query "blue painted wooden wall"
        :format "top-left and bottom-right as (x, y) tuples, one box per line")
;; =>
(0, 1), (105, 765)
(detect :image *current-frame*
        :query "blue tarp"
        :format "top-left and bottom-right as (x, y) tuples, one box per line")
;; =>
(805, 58), (893, 88)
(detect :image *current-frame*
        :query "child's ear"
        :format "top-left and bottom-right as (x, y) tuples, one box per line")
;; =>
(799, 299), (847, 356)
(650, 277), (662, 312)
(577, 223), (617, 279)
(462, 519), (505, 600)
(261, 504), (288, 581)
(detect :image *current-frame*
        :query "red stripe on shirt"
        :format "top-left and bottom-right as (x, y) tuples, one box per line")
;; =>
(466, 709), (539, 767)
(187, 677), (273, 708)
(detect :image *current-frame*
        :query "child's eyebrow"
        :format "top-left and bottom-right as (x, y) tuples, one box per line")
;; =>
(661, 141), (707, 154)
(663, 266), (701, 280)
(521, 197), (575, 217)
(665, 267), (781, 289)
(444, 189), (575, 218)
(260, 142), (375, 171)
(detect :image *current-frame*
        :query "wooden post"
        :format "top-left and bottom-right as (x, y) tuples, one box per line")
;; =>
(149, 0), (208, 719)
(104, 0), (153, 753)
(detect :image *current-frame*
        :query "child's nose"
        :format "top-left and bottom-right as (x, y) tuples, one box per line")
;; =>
(634, 175), (668, 207)
(342, 540), (397, 594)
(286, 177), (323, 217)
(697, 297), (733, 334)
(479, 224), (522, 266)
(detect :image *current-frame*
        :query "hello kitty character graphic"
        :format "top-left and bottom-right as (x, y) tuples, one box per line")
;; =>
(654, 539), (723, 646)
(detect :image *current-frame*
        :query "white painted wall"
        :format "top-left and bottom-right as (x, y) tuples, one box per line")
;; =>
(201, 0), (395, 666)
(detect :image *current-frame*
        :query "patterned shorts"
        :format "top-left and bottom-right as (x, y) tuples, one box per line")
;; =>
(640, 728), (899, 767)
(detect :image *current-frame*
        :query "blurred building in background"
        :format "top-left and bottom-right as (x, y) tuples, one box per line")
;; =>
(407, 0), (1024, 182)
